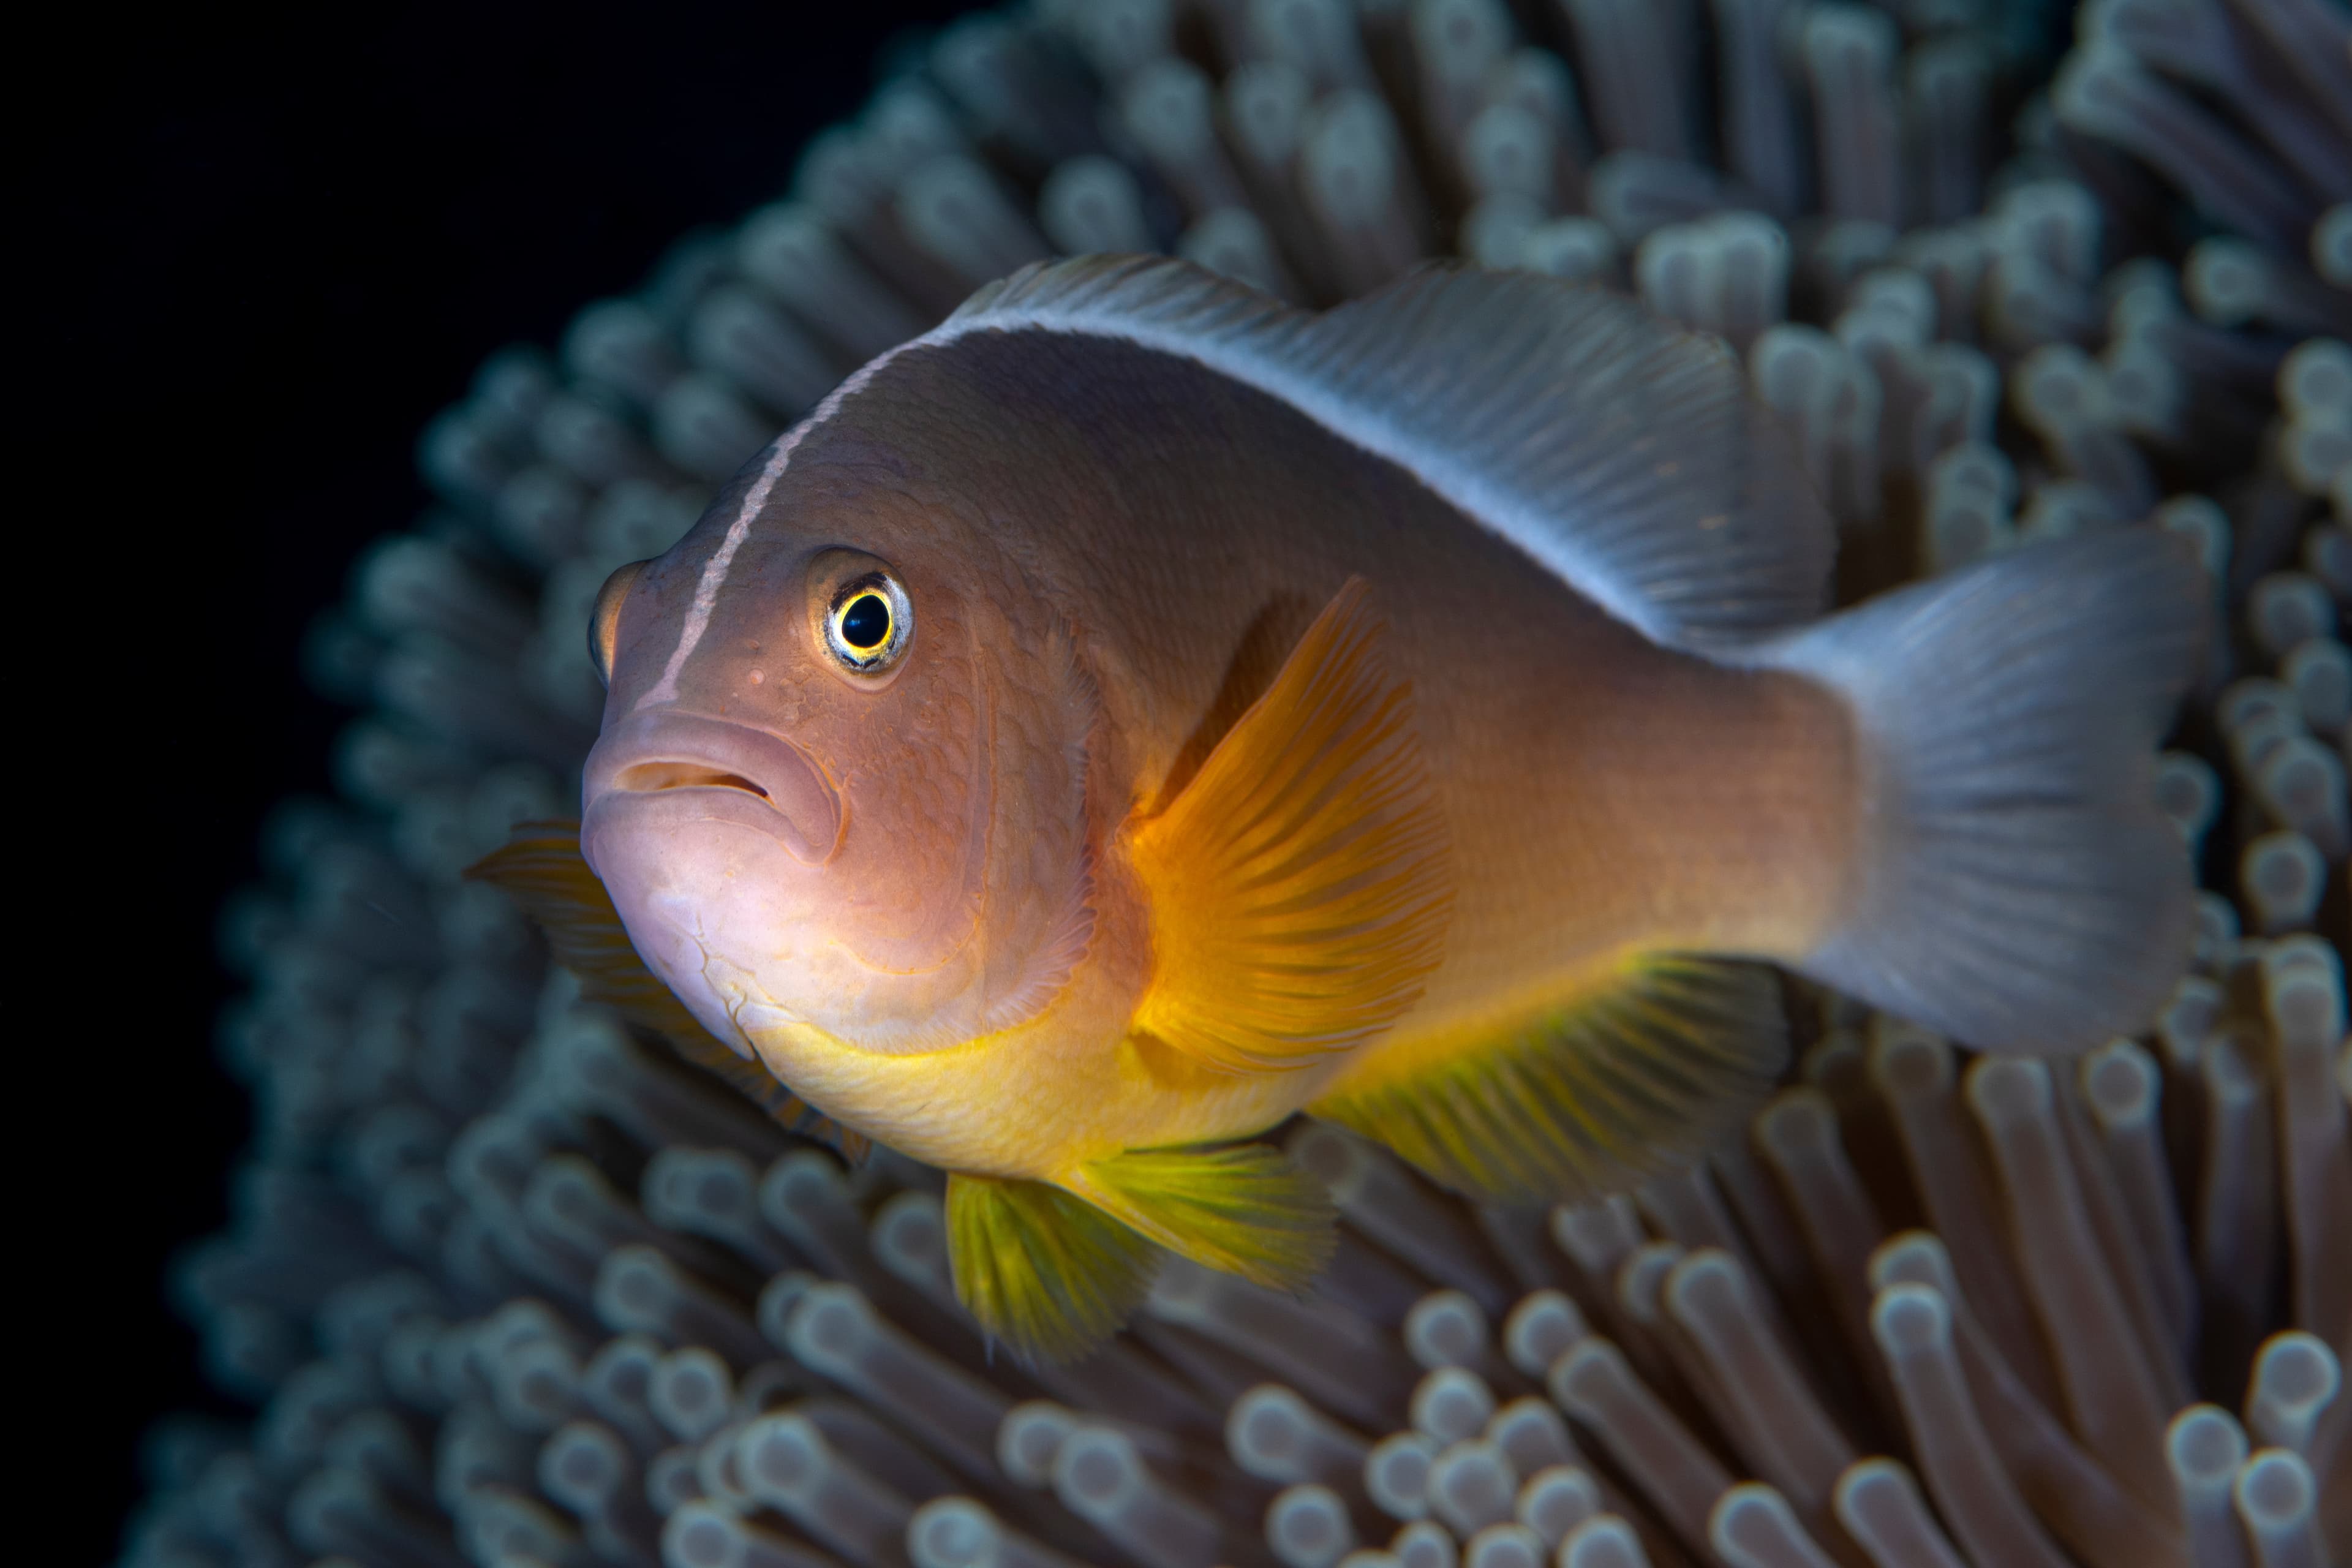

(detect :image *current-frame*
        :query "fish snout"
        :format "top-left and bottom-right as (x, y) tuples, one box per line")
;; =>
(582, 710), (843, 865)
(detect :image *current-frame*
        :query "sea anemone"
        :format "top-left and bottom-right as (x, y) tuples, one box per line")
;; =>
(121, 2), (2349, 1566)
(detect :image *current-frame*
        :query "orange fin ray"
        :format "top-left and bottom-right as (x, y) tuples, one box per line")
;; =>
(1126, 577), (1452, 1076)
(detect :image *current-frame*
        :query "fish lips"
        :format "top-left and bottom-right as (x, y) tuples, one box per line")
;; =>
(580, 709), (845, 873)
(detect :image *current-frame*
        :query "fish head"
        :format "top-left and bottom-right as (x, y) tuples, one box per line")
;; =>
(578, 447), (1097, 1067)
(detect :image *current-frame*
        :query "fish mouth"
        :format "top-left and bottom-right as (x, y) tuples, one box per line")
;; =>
(582, 709), (844, 866)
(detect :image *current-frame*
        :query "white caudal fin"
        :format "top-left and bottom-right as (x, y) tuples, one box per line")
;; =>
(1752, 527), (2209, 1054)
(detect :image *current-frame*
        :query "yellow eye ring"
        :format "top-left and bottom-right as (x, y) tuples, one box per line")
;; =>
(823, 570), (913, 674)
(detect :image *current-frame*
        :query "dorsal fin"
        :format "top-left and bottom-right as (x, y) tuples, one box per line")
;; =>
(935, 255), (1833, 650)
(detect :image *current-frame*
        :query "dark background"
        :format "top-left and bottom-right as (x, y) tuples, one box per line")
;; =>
(37, 1), (984, 1549)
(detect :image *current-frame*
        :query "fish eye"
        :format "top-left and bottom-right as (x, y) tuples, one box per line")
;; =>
(588, 560), (647, 688)
(839, 592), (890, 649)
(823, 570), (913, 674)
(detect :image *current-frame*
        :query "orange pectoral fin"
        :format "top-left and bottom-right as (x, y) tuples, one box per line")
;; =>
(1125, 576), (1454, 1076)
(467, 820), (869, 1163)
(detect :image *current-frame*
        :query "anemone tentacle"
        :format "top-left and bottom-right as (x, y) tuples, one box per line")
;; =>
(129, 3), (2350, 1566)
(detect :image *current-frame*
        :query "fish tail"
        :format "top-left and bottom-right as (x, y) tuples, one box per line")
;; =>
(1754, 527), (2208, 1054)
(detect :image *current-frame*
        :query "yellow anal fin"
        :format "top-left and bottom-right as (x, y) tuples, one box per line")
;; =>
(467, 820), (869, 1164)
(1072, 1141), (1337, 1292)
(944, 1171), (1161, 1363)
(1127, 576), (1452, 1075)
(1310, 957), (1789, 1203)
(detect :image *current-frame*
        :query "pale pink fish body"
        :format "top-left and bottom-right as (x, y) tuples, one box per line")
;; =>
(578, 255), (2199, 1224)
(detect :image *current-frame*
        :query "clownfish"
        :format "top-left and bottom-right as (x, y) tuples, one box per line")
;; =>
(476, 256), (2202, 1357)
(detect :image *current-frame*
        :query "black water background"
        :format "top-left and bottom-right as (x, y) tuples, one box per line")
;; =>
(36, 1), (986, 1549)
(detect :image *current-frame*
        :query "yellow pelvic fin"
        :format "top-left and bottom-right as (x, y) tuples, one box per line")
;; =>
(1071, 1141), (1338, 1292)
(466, 820), (869, 1163)
(1310, 957), (1789, 1203)
(1126, 576), (1452, 1075)
(944, 1171), (1161, 1363)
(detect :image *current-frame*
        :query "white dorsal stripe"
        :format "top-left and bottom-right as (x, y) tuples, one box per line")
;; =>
(649, 254), (1830, 695)
(639, 345), (919, 707)
(921, 257), (1832, 650)
(921, 279), (1695, 631)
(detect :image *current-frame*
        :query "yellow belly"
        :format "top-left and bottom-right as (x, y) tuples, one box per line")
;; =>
(748, 1012), (1335, 1178)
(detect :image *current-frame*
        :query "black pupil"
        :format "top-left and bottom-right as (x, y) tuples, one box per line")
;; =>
(840, 594), (891, 650)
